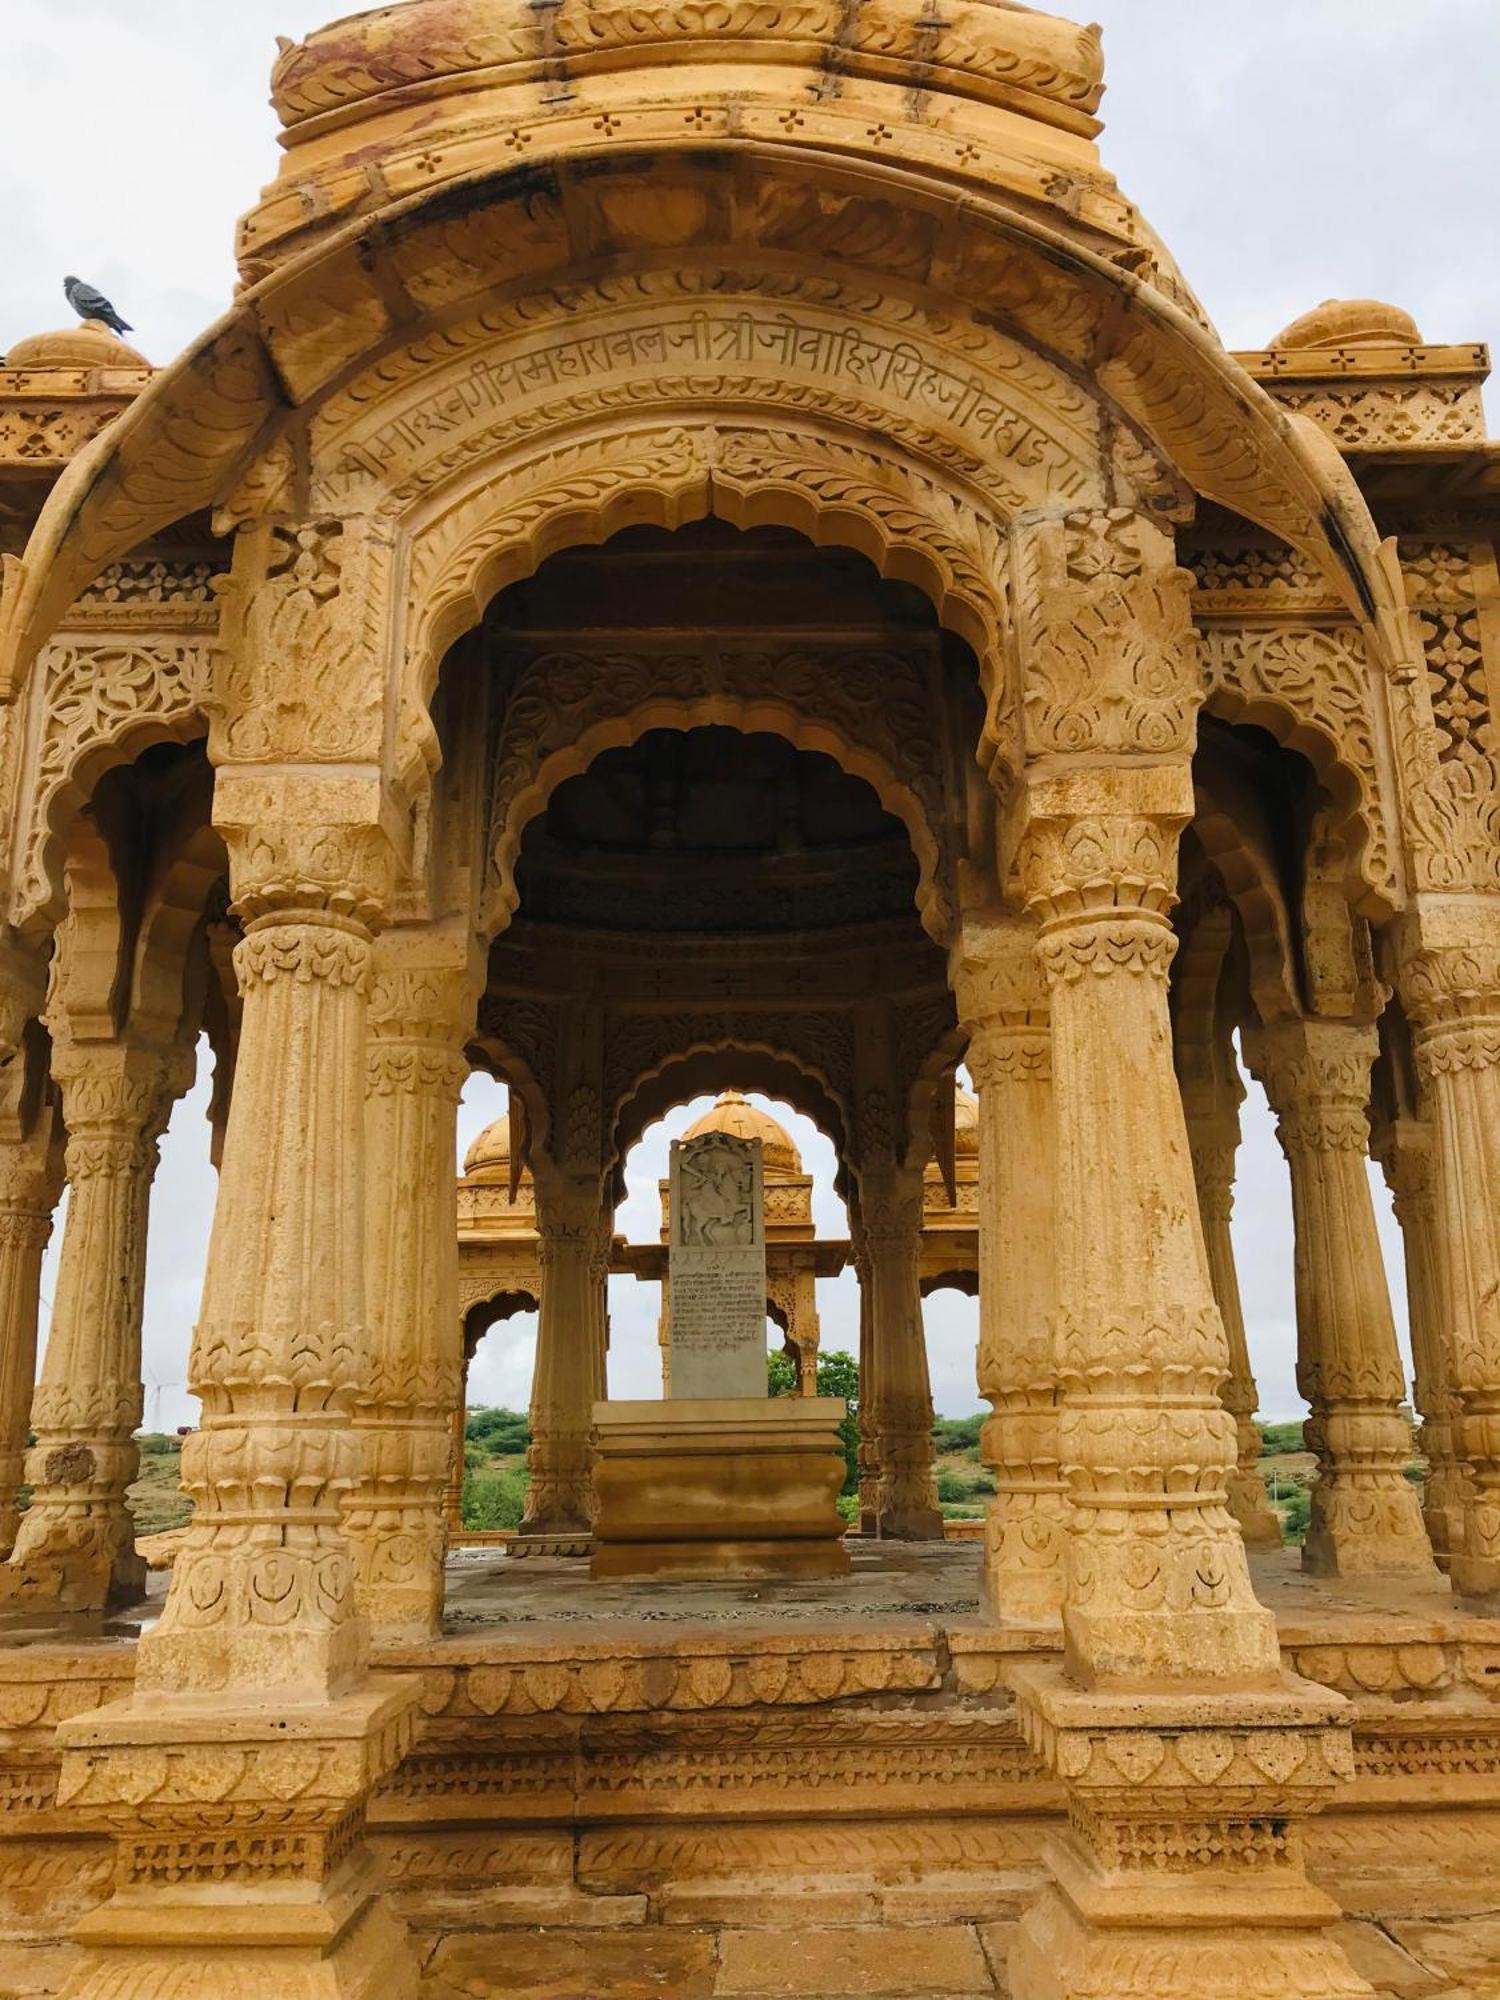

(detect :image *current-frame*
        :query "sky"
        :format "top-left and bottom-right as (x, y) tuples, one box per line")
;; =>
(9, 2), (1498, 1428)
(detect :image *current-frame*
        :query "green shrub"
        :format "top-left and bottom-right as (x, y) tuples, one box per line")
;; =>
(1258, 1420), (1305, 1458)
(465, 1407), (531, 1456)
(935, 1467), (969, 1504)
(767, 1352), (799, 1397)
(932, 1414), (983, 1454)
(1278, 1487), (1312, 1544)
(462, 1465), (528, 1530)
(135, 1433), (181, 1458)
(836, 1493), (860, 1525)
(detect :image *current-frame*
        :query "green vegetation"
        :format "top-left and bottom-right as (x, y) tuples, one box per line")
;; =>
(461, 1405), (531, 1528)
(465, 1406), (531, 1455)
(932, 1414), (983, 1454)
(462, 1464), (528, 1530)
(1257, 1420), (1306, 1457)
(127, 1432), (191, 1535)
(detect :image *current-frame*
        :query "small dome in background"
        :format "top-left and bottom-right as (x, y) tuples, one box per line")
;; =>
(4, 322), (152, 371)
(953, 1088), (979, 1158)
(462, 1115), (529, 1186)
(1270, 299), (1423, 351)
(682, 1091), (803, 1178)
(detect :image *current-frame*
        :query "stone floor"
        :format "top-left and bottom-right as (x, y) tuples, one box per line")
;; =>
(0, 1538), (1479, 1652)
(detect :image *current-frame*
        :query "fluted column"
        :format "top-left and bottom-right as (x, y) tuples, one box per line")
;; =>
(1, 1038), (190, 1611)
(1004, 514), (1362, 2000)
(1369, 1115), (1470, 1565)
(521, 1169), (608, 1538)
(1400, 935), (1500, 1606)
(951, 910), (1067, 1621)
(1021, 790), (1279, 1684)
(0, 1137), (63, 1557)
(445, 1372), (468, 1542)
(858, 1164), (941, 1540)
(1181, 1091), (1283, 1545)
(850, 1226), (883, 1534)
(1245, 1018), (1437, 1579)
(344, 938), (476, 1643)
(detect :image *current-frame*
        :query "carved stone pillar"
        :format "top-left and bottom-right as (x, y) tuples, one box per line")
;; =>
(951, 910), (1067, 1621)
(1369, 1114), (1471, 1565)
(344, 935), (477, 1643)
(0, 1038), (190, 1611)
(1244, 1018), (1437, 1579)
(51, 790), (421, 2000)
(1180, 1088), (1283, 1546)
(1001, 508), (1363, 2000)
(1020, 781), (1278, 1684)
(850, 1224), (883, 1535)
(445, 1377), (468, 1543)
(0, 1135), (62, 1558)
(857, 1164), (941, 1540)
(521, 1169), (609, 1539)
(1004, 772), (1368, 2000)
(1400, 931), (1500, 1606)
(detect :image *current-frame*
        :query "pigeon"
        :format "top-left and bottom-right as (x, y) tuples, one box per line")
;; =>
(63, 276), (132, 338)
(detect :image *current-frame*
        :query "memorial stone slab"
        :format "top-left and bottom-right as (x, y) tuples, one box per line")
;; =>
(667, 1130), (767, 1399)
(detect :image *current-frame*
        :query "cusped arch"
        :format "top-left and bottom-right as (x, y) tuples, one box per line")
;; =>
(404, 420), (1005, 732)
(484, 650), (952, 941)
(610, 1044), (849, 1182)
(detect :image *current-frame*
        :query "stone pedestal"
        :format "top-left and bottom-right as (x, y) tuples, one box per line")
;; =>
(590, 1398), (850, 1580)
(1008, 1664), (1371, 2000)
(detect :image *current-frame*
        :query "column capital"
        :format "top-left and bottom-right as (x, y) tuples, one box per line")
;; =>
(1005, 508), (1200, 770)
(1011, 765), (1196, 940)
(852, 1161), (925, 1249)
(949, 908), (1051, 1090)
(51, 1036), (195, 1170)
(1242, 1017), (1377, 1156)
(212, 768), (403, 929)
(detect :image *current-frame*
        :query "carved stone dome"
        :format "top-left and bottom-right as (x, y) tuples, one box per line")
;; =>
(463, 1115), (527, 1185)
(682, 1092), (802, 1178)
(953, 1088), (979, 1158)
(1270, 299), (1423, 351)
(4, 322), (151, 372)
(269, 0), (1104, 134)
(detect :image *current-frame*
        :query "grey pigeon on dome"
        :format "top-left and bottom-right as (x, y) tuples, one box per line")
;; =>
(63, 276), (133, 338)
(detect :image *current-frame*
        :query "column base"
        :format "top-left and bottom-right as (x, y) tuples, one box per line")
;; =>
(0, 1541), (146, 1614)
(876, 1502), (945, 1541)
(1301, 1484), (1440, 1580)
(63, 1865), (416, 2000)
(1228, 1467), (1285, 1545)
(1449, 1549), (1500, 1609)
(1009, 1662), (1370, 2000)
(1010, 1847), (1372, 2000)
(53, 1676), (422, 1999)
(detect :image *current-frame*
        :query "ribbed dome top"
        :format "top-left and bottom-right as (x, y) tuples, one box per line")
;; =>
(5, 322), (151, 371)
(682, 1091), (801, 1177)
(462, 1115), (528, 1184)
(1271, 299), (1423, 351)
(953, 1088), (979, 1158)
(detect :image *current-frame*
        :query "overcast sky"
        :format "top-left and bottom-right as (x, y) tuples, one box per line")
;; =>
(10, 3), (1497, 1427)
